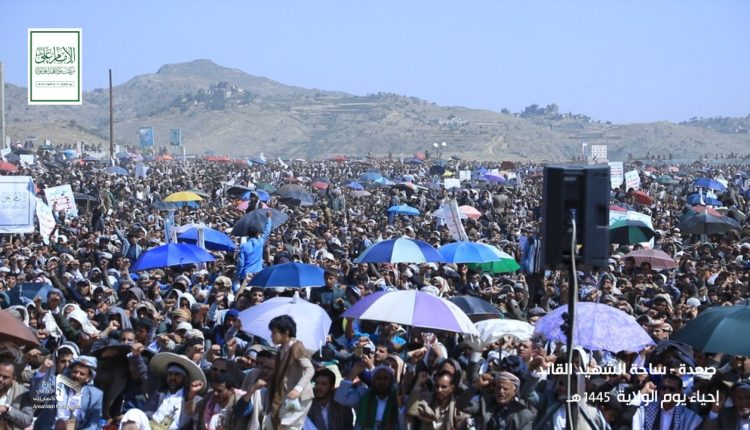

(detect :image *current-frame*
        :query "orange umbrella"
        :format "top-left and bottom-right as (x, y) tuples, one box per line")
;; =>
(0, 162), (17, 173)
(0, 310), (39, 347)
(633, 191), (654, 205)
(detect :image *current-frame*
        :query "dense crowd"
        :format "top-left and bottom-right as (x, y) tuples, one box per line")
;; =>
(0, 148), (749, 430)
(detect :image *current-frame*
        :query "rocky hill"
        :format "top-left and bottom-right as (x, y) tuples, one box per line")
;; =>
(5, 59), (749, 161)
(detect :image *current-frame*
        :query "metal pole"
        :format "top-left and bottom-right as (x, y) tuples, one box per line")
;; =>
(0, 62), (6, 149)
(109, 69), (114, 157)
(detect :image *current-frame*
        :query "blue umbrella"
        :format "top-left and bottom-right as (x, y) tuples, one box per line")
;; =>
(407, 159), (423, 165)
(248, 262), (325, 288)
(686, 194), (723, 206)
(360, 172), (383, 181)
(8, 282), (54, 306)
(104, 166), (128, 176)
(131, 243), (215, 271)
(177, 227), (237, 252)
(387, 205), (420, 216)
(151, 201), (180, 211)
(62, 149), (76, 158)
(249, 157), (267, 165)
(355, 238), (445, 264)
(346, 181), (364, 191)
(240, 190), (270, 202)
(374, 177), (395, 186)
(483, 174), (507, 184)
(693, 178), (726, 192)
(438, 241), (506, 264)
(170, 201), (200, 209)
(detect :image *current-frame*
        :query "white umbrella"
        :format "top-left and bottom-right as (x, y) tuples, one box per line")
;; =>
(175, 222), (209, 234)
(468, 318), (535, 349)
(238, 292), (331, 352)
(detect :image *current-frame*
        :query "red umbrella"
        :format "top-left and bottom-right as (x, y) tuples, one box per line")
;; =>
(0, 162), (18, 173)
(691, 205), (722, 217)
(459, 205), (482, 220)
(311, 181), (329, 190)
(610, 204), (628, 213)
(633, 191), (654, 205)
(0, 310), (39, 347)
(623, 249), (678, 270)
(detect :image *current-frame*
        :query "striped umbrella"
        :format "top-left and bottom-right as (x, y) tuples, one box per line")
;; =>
(355, 238), (445, 264)
(343, 290), (478, 335)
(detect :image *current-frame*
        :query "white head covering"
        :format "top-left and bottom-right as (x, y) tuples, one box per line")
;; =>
(119, 408), (151, 430)
(68, 308), (100, 336)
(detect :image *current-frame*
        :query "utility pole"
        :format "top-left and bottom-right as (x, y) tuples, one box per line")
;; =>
(109, 69), (114, 157)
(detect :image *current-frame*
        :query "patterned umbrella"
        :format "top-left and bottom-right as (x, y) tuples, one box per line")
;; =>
(535, 302), (654, 352)
(623, 248), (678, 270)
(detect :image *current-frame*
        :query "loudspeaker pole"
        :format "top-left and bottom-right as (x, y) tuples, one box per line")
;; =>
(109, 69), (114, 158)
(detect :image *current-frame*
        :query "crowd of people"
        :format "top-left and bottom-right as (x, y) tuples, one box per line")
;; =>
(0, 148), (749, 430)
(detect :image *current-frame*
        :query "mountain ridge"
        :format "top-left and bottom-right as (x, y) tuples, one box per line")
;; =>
(5, 59), (749, 160)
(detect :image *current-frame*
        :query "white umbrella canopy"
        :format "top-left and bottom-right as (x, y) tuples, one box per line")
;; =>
(467, 318), (535, 349)
(238, 292), (331, 352)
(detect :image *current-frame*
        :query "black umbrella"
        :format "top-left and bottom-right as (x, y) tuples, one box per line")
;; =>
(74, 192), (99, 202)
(151, 201), (180, 211)
(609, 219), (655, 244)
(43, 161), (65, 170)
(672, 305), (750, 356)
(231, 208), (289, 236)
(677, 212), (741, 235)
(429, 165), (446, 176)
(278, 191), (315, 206)
(277, 184), (306, 196)
(449, 295), (503, 322)
(226, 185), (254, 198)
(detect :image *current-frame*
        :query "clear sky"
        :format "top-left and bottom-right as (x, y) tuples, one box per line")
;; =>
(1, 0), (748, 123)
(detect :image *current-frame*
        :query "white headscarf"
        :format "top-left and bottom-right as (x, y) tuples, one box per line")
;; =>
(68, 307), (100, 336)
(119, 408), (151, 430)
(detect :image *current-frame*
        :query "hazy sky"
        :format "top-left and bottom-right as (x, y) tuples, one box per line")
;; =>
(2, 0), (748, 123)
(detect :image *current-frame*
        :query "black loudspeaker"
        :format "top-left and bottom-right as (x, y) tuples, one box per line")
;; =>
(542, 165), (610, 268)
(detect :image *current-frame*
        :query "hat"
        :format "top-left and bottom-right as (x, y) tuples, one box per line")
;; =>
(149, 352), (207, 392)
(214, 276), (232, 288)
(175, 321), (192, 332)
(686, 297), (701, 308)
(171, 309), (191, 322)
(71, 355), (98, 381)
(528, 307), (547, 317)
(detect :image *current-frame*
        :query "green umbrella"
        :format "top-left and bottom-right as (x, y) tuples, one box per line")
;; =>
(609, 219), (654, 244)
(468, 258), (520, 274)
(672, 304), (750, 356)
(656, 175), (677, 185)
(256, 182), (277, 193)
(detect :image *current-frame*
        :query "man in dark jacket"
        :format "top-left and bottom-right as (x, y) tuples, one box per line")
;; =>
(308, 368), (353, 430)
